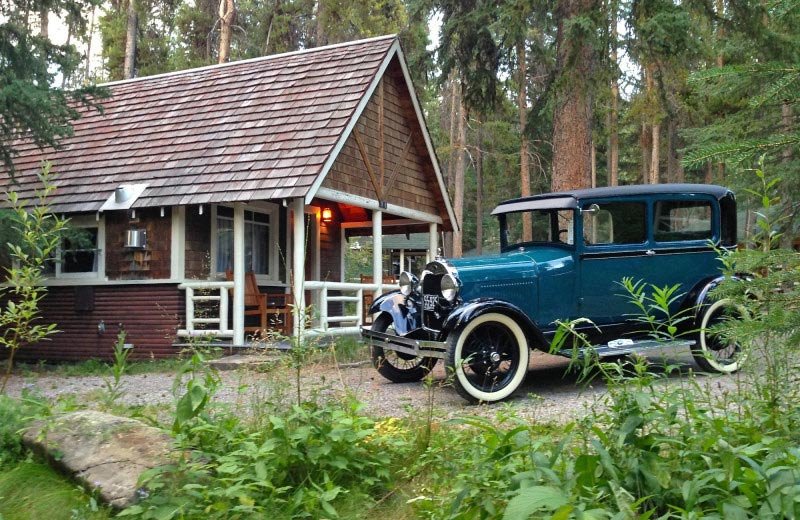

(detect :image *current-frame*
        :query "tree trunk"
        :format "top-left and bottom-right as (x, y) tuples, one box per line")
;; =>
(607, 0), (619, 186)
(591, 140), (597, 188)
(551, 0), (597, 192)
(264, 0), (281, 54)
(39, 8), (48, 38)
(518, 40), (532, 240)
(452, 99), (466, 258)
(782, 103), (793, 164)
(123, 0), (138, 79)
(640, 122), (651, 183)
(650, 123), (660, 184)
(666, 118), (680, 183)
(475, 123), (484, 255)
(83, 6), (96, 83)
(315, 0), (326, 46)
(218, 0), (236, 63)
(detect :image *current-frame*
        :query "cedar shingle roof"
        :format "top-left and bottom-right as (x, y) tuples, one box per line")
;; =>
(4, 35), (400, 213)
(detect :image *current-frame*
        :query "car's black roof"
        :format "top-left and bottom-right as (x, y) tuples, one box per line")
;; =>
(494, 184), (734, 214)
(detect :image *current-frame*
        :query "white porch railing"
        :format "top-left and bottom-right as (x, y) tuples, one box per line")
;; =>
(176, 280), (234, 338)
(303, 280), (400, 337)
(175, 279), (399, 340)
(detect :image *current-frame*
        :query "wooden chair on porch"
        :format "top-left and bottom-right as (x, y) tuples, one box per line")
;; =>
(360, 274), (397, 325)
(226, 271), (293, 337)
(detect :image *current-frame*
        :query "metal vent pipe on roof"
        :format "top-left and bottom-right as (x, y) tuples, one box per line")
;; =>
(115, 186), (134, 203)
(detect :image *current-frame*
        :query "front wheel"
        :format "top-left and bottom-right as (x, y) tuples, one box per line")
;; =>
(370, 313), (438, 383)
(692, 298), (748, 373)
(446, 313), (530, 403)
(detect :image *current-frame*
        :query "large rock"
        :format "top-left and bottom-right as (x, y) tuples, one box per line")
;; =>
(23, 410), (176, 508)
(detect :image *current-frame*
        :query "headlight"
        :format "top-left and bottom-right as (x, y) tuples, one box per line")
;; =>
(440, 273), (460, 302)
(399, 271), (417, 296)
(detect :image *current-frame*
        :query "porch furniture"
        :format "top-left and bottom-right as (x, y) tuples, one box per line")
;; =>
(360, 274), (397, 324)
(226, 271), (293, 337)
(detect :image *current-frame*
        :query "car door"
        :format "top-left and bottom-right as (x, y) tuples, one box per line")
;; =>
(577, 198), (651, 326)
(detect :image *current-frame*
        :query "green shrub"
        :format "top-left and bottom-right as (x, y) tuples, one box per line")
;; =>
(124, 398), (409, 519)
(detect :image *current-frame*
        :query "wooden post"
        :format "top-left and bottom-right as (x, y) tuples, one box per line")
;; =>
(373, 209), (383, 297)
(170, 206), (185, 280)
(292, 198), (306, 335)
(429, 222), (438, 262)
(233, 202), (245, 346)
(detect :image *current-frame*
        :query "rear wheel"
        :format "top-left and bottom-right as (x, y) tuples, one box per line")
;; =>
(370, 313), (438, 383)
(446, 313), (529, 403)
(692, 298), (747, 373)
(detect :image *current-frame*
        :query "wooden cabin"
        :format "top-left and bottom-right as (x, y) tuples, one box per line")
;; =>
(0, 35), (456, 361)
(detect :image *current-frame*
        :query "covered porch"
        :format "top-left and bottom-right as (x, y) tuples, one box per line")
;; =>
(176, 192), (444, 345)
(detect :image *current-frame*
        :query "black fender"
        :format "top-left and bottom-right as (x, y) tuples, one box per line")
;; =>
(368, 291), (418, 335)
(440, 299), (548, 350)
(679, 274), (748, 331)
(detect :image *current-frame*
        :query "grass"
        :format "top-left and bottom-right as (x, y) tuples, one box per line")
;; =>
(0, 460), (111, 520)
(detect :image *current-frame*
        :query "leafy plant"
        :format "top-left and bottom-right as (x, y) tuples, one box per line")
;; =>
(100, 330), (130, 408)
(1, 165), (67, 393)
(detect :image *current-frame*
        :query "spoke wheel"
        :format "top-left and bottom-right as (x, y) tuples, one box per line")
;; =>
(370, 313), (437, 383)
(692, 298), (747, 373)
(446, 313), (529, 403)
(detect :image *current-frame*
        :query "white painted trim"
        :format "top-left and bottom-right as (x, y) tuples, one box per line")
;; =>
(394, 44), (458, 232)
(428, 222), (438, 263)
(209, 205), (218, 274)
(232, 202), (245, 346)
(100, 35), (398, 87)
(340, 218), (428, 229)
(211, 202), (281, 283)
(53, 214), (106, 280)
(315, 187), (443, 224)
(292, 198), (306, 335)
(304, 43), (398, 205)
(373, 210), (383, 297)
(170, 206), (186, 280)
(339, 225), (346, 283)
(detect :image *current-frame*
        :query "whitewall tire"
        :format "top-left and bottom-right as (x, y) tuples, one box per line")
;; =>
(446, 313), (529, 403)
(692, 298), (748, 373)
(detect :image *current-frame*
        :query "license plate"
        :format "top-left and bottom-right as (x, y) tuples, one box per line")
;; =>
(423, 294), (437, 310)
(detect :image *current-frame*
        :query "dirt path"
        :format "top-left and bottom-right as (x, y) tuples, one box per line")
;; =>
(4, 349), (741, 424)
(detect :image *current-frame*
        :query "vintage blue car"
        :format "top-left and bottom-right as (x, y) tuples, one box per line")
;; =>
(361, 184), (743, 403)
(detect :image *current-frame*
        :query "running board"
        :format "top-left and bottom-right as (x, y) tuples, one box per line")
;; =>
(556, 338), (695, 359)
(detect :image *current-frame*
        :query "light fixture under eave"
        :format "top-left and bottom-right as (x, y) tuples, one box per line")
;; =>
(321, 207), (333, 223)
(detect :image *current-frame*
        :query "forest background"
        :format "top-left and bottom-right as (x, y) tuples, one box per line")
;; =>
(2, 0), (799, 256)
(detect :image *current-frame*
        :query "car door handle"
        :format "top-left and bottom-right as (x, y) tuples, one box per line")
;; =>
(645, 249), (656, 256)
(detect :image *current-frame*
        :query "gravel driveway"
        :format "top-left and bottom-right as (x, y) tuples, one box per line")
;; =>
(4, 349), (742, 424)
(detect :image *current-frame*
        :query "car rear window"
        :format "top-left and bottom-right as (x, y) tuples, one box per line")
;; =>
(654, 200), (712, 242)
(584, 202), (647, 245)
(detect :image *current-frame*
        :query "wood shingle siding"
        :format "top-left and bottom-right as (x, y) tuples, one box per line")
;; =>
(321, 61), (448, 222)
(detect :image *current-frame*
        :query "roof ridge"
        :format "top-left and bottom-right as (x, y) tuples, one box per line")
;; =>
(100, 34), (398, 88)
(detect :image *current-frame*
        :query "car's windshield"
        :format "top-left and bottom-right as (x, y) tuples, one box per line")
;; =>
(500, 209), (575, 251)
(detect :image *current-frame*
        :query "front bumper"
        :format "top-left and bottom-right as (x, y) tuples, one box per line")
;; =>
(361, 326), (448, 359)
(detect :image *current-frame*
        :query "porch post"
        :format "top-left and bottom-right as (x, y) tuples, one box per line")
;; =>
(170, 206), (186, 280)
(428, 222), (438, 262)
(292, 198), (306, 335)
(399, 248), (405, 273)
(372, 209), (383, 296)
(233, 202), (245, 346)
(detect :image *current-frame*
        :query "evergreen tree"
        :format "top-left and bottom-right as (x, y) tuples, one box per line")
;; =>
(1, 0), (104, 175)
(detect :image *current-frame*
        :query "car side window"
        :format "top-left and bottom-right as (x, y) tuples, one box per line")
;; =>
(583, 202), (646, 245)
(654, 200), (712, 242)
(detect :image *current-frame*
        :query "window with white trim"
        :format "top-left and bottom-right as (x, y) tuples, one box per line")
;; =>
(43, 214), (105, 279)
(214, 204), (279, 281)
